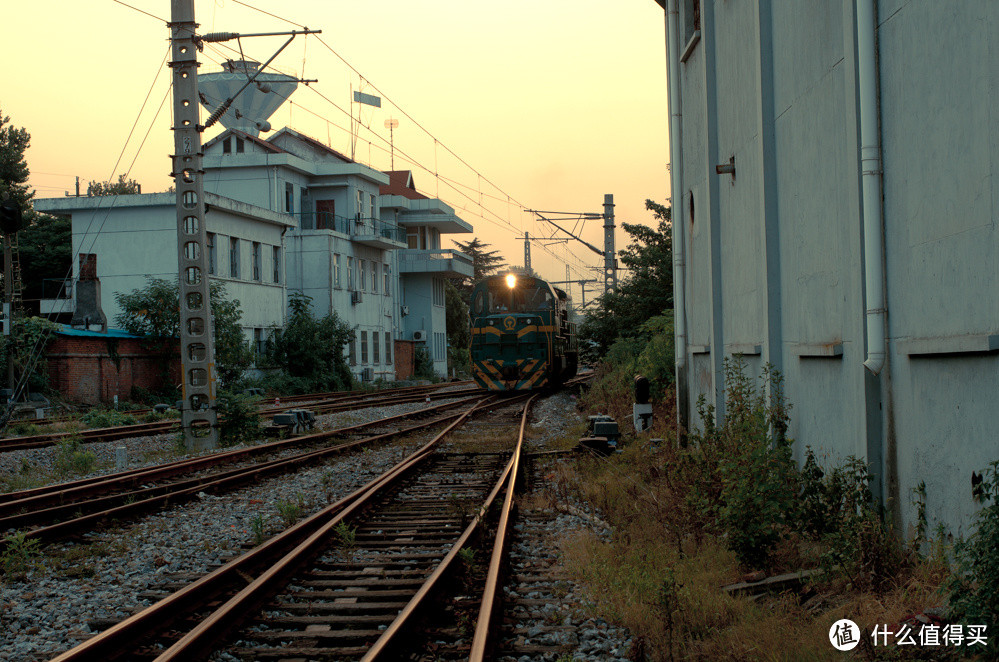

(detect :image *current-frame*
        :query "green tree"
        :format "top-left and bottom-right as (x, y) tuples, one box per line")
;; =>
(579, 199), (674, 359)
(452, 237), (506, 302)
(265, 292), (354, 392)
(87, 174), (141, 196)
(17, 213), (72, 304)
(114, 277), (252, 389)
(445, 280), (470, 377)
(0, 108), (32, 211)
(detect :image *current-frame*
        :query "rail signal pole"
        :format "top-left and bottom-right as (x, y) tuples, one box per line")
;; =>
(171, 0), (218, 450)
(603, 194), (617, 294)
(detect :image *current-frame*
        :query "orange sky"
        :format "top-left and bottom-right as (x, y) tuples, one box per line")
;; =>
(3, 0), (670, 302)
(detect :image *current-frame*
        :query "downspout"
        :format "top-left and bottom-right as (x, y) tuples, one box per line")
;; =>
(858, 0), (885, 375)
(666, 0), (690, 435)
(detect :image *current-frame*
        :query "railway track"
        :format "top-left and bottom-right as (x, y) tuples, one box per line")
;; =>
(0, 394), (486, 549)
(49, 393), (536, 661)
(0, 382), (479, 452)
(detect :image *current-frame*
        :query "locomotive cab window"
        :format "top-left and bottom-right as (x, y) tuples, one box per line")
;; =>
(477, 280), (553, 314)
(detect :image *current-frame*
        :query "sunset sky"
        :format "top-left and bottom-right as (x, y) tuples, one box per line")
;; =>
(2, 0), (669, 303)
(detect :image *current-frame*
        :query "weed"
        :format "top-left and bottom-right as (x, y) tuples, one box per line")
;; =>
(275, 500), (302, 528)
(458, 546), (477, 571)
(321, 470), (336, 503)
(333, 521), (356, 550)
(82, 409), (137, 428)
(216, 391), (262, 447)
(54, 436), (97, 477)
(251, 512), (268, 545)
(947, 460), (999, 635)
(1, 531), (42, 576)
(911, 480), (928, 553)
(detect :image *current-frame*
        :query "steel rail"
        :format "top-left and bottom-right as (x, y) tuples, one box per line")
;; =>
(49, 396), (500, 662)
(469, 393), (536, 660)
(0, 383), (478, 451)
(0, 397), (486, 547)
(153, 397), (517, 661)
(0, 393), (480, 511)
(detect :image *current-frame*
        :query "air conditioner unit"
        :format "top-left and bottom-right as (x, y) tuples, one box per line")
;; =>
(412, 330), (427, 342)
(351, 290), (363, 305)
(401, 305), (410, 316)
(361, 367), (374, 381)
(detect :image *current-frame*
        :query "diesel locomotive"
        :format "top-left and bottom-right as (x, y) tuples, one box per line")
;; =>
(469, 273), (578, 391)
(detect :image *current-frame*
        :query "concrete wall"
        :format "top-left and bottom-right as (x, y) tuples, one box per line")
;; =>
(674, 0), (999, 536)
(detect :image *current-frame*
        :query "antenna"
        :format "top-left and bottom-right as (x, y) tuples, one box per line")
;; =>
(384, 119), (399, 170)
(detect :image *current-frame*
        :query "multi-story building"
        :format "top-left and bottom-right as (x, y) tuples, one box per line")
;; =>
(34, 131), (473, 384)
(658, 0), (999, 535)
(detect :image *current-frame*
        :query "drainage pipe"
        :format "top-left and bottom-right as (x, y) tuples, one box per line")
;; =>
(858, 0), (886, 375)
(666, 0), (689, 430)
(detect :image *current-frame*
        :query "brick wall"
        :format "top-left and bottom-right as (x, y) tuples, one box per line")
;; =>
(46, 335), (180, 404)
(394, 339), (416, 380)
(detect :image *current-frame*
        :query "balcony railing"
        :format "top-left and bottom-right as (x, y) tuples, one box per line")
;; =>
(295, 213), (406, 243)
(398, 249), (474, 277)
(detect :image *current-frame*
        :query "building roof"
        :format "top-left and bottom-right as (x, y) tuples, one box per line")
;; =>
(203, 128), (288, 154)
(55, 324), (141, 339)
(379, 170), (428, 200)
(268, 127), (355, 164)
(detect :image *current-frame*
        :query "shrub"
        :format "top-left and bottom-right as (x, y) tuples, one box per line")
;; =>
(54, 436), (97, 476)
(947, 460), (999, 634)
(215, 391), (261, 447)
(82, 409), (138, 428)
(413, 346), (436, 381)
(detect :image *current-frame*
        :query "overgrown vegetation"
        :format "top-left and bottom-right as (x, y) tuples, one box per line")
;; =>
(54, 435), (97, 476)
(947, 460), (999, 637)
(215, 390), (261, 447)
(412, 346), (436, 381)
(81, 409), (138, 428)
(563, 357), (962, 660)
(257, 292), (354, 394)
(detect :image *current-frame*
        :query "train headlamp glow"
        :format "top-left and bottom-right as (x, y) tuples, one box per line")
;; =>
(505, 274), (517, 288)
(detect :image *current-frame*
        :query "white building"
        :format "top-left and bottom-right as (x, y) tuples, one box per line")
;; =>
(34, 129), (473, 381)
(659, 0), (999, 535)
(33, 192), (290, 340)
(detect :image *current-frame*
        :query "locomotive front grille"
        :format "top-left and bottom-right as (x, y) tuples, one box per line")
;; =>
(500, 365), (520, 380)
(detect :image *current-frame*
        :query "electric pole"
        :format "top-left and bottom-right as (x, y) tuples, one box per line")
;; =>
(171, 0), (218, 450)
(603, 193), (617, 294)
(524, 231), (531, 273)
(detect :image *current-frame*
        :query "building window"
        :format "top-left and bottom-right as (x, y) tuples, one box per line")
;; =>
(432, 278), (445, 307)
(347, 256), (354, 289)
(384, 263), (390, 295)
(348, 337), (356, 366)
(272, 246), (281, 283)
(222, 137), (231, 154)
(369, 193), (377, 220)
(252, 242), (261, 281)
(254, 328), (267, 356)
(359, 259), (366, 290)
(355, 190), (364, 220)
(334, 254), (341, 288)
(285, 183), (294, 213)
(236, 136), (245, 153)
(207, 233), (216, 275)
(372, 262), (379, 294)
(360, 330), (368, 364)
(407, 229), (419, 249)
(682, 0), (701, 46)
(385, 332), (392, 364)
(373, 331), (380, 364)
(229, 237), (240, 278)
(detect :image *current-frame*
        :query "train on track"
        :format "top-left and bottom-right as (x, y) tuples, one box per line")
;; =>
(469, 273), (578, 391)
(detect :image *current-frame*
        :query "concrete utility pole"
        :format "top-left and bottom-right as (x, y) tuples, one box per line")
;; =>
(171, 0), (218, 450)
(524, 231), (531, 273)
(603, 193), (617, 294)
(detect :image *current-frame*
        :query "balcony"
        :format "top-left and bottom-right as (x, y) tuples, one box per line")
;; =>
(295, 213), (406, 249)
(398, 250), (474, 278)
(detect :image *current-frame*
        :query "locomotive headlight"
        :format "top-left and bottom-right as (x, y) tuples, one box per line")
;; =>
(505, 274), (517, 289)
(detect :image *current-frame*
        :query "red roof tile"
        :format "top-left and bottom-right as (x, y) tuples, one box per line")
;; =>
(379, 170), (427, 200)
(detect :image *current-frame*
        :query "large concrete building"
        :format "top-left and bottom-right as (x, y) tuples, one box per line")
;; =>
(34, 131), (472, 383)
(659, 0), (999, 536)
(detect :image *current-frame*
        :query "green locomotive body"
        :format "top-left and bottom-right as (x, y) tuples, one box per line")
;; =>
(469, 274), (578, 391)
